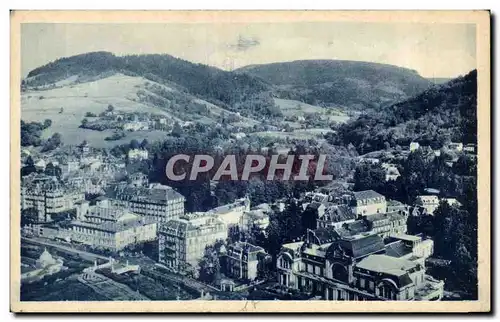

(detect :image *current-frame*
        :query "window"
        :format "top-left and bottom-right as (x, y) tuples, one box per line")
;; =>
(360, 278), (365, 288)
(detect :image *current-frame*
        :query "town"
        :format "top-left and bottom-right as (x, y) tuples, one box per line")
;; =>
(19, 128), (477, 301)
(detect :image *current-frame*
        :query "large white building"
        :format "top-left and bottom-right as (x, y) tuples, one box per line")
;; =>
(350, 190), (387, 217)
(21, 175), (85, 222)
(158, 215), (227, 270)
(109, 183), (185, 224)
(276, 228), (443, 301)
(64, 199), (157, 251)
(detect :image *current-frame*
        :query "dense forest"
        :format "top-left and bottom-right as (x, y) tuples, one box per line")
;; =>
(237, 60), (431, 108)
(329, 70), (477, 154)
(24, 52), (434, 118)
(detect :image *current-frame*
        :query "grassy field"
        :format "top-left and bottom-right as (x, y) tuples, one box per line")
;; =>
(274, 98), (350, 123)
(252, 128), (333, 140)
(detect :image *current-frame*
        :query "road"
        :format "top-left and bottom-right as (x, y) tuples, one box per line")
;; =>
(21, 236), (110, 261)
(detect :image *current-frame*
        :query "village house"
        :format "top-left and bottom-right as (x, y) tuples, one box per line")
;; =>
(220, 241), (270, 282)
(314, 204), (355, 230)
(128, 148), (149, 161)
(381, 163), (401, 182)
(409, 142), (420, 152)
(448, 142), (464, 152)
(415, 195), (440, 215)
(350, 190), (387, 217)
(239, 209), (270, 234)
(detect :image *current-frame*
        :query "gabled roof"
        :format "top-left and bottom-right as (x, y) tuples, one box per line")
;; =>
(353, 190), (384, 200)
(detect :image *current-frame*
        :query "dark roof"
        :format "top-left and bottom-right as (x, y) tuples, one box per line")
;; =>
(385, 241), (413, 258)
(353, 190), (384, 200)
(108, 184), (185, 204)
(334, 220), (370, 237)
(337, 234), (386, 259)
(323, 205), (355, 223)
(310, 228), (338, 244)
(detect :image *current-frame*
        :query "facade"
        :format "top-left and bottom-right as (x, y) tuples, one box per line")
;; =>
(64, 199), (157, 251)
(206, 196), (251, 228)
(158, 216), (227, 270)
(239, 210), (270, 234)
(109, 183), (185, 224)
(276, 227), (443, 301)
(221, 242), (269, 281)
(415, 195), (440, 215)
(351, 190), (387, 217)
(128, 148), (149, 161)
(21, 175), (85, 222)
(363, 211), (408, 239)
(381, 163), (401, 182)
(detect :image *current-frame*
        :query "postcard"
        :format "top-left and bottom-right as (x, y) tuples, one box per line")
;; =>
(10, 10), (490, 313)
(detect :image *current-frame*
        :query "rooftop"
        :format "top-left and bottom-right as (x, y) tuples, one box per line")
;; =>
(353, 190), (385, 200)
(356, 254), (417, 277)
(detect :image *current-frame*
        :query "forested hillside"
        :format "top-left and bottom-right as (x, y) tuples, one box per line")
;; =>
(330, 70), (477, 154)
(237, 60), (432, 108)
(24, 52), (433, 117)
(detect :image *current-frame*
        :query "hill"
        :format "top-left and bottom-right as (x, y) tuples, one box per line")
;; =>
(236, 60), (432, 110)
(330, 70), (477, 154)
(21, 73), (259, 148)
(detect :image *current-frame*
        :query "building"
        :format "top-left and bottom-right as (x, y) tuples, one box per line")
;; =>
(220, 242), (269, 282)
(128, 148), (149, 161)
(317, 204), (356, 229)
(123, 121), (149, 131)
(276, 227), (443, 301)
(158, 216), (227, 270)
(362, 212), (408, 239)
(464, 144), (477, 154)
(239, 210), (270, 234)
(351, 190), (387, 217)
(448, 142), (463, 152)
(387, 200), (410, 214)
(109, 183), (185, 224)
(21, 175), (85, 222)
(63, 199), (157, 251)
(206, 196), (251, 228)
(409, 142), (420, 152)
(381, 163), (401, 182)
(21, 248), (65, 283)
(415, 195), (440, 215)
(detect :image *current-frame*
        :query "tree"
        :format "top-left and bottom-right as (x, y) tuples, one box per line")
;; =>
(140, 138), (149, 149)
(198, 243), (223, 285)
(81, 118), (89, 127)
(171, 122), (184, 138)
(107, 104), (115, 112)
(353, 163), (386, 193)
(43, 119), (52, 129)
(41, 133), (62, 152)
(129, 139), (140, 150)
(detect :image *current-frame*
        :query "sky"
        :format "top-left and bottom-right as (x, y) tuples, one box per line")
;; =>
(21, 22), (476, 79)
